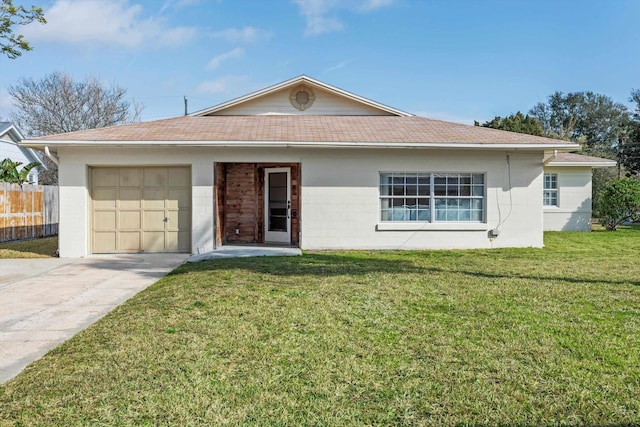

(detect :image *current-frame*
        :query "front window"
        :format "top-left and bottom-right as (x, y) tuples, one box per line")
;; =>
(380, 172), (485, 222)
(543, 173), (558, 207)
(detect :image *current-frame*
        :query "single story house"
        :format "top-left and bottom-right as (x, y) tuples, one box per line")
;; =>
(1, 122), (42, 184)
(22, 76), (614, 257)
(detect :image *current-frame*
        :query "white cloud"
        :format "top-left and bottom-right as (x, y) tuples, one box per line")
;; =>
(323, 59), (353, 73)
(212, 26), (271, 44)
(206, 48), (245, 70)
(358, 0), (395, 12)
(197, 75), (248, 95)
(23, 0), (197, 48)
(292, 0), (395, 35)
(293, 0), (342, 35)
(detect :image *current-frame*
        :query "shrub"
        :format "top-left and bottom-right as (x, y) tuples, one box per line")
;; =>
(598, 177), (640, 230)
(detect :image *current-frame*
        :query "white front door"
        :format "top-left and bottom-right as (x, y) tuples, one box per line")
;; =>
(264, 167), (291, 244)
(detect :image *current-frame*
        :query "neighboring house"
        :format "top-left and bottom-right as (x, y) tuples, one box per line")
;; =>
(24, 75), (598, 258)
(0, 122), (42, 184)
(543, 152), (616, 231)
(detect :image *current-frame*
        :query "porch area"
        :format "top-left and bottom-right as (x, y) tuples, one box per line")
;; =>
(214, 162), (301, 247)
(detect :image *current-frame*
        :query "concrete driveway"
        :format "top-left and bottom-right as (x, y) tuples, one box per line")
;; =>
(0, 254), (188, 384)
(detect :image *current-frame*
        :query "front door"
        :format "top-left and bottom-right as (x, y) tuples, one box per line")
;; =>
(264, 167), (291, 244)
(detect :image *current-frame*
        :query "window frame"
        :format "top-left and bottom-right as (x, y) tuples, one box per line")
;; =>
(379, 172), (486, 223)
(543, 173), (559, 207)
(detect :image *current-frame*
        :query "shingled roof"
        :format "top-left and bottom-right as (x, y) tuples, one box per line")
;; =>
(30, 115), (578, 148)
(545, 152), (617, 167)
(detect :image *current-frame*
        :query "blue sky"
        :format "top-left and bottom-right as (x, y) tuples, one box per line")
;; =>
(1, 0), (639, 124)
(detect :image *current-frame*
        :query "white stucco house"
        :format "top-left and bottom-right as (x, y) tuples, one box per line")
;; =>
(542, 152), (616, 231)
(1, 122), (42, 184)
(22, 76), (614, 257)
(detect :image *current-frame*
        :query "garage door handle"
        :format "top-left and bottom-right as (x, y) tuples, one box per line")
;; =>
(163, 217), (169, 223)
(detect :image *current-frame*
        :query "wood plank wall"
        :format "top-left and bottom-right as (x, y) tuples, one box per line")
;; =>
(0, 183), (59, 242)
(216, 163), (299, 246)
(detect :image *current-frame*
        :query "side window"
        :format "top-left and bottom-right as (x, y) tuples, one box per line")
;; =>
(543, 173), (558, 207)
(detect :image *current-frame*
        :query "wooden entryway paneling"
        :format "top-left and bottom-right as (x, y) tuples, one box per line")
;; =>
(215, 163), (300, 246)
(91, 167), (191, 253)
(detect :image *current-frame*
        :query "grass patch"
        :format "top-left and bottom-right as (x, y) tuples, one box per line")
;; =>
(1, 229), (639, 425)
(0, 236), (58, 259)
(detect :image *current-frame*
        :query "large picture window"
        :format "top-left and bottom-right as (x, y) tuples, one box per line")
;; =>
(543, 173), (558, 207)
(380, 172), (485, 222)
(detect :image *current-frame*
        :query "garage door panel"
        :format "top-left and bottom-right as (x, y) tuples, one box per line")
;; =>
(94, 232), (116, 252)
(143, 231), (165, 252)
(143, 210), (167, 231)
(120, 188), (142, 209)
(168, 189), (190, 209)
(92, 167), (191, 254)
(94, 211), (116, 230)
(119, 168), (142, 187)
(92, 169), (118, 187)
(119, 211), (141, 229)
(144, 168), (167, 187)
(93, 189), (117, 208)
(119, 232), (141, 251)
(164, 210), (190, 230)
(169, 168), (190, 186)
(143, 189), (165, 209)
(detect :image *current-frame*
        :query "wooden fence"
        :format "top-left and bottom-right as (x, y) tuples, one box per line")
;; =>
(0, 183), (58, 243)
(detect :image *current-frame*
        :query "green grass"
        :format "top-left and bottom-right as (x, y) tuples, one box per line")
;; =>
(0, 236), (58, 258)
(1, 228), (639, 426)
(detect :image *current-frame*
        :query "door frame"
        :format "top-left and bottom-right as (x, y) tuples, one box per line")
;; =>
(264, 167), (291, 244)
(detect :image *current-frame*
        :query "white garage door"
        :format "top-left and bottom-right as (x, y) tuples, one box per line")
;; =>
(91, 167), (191, 253)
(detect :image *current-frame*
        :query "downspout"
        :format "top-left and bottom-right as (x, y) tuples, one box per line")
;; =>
(44, 146), (59, 165)
(543, 149), (557, 166)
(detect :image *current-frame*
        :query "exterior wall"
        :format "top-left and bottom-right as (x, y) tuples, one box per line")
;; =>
(543, 166), (593, 231)
(213, 86), (392, 116)
(57, 146), (544, 257)
(300, 149), (543, 249)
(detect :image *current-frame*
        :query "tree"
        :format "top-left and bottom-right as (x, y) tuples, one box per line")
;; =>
(0, 0), (46, 59)
(619, 89), (640, 176)
(597, 177), (640, 230)
(528, 91), (630, 156)
(0, 158), (40, 184)
(8, 72), (143, 184)
(475, 111), (544, 136)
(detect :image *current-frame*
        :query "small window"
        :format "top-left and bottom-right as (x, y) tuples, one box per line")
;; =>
(380, 172), (485, 222)
(543, 173), (558, 207)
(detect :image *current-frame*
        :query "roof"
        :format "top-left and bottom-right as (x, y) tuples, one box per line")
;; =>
(0, 122), (25, 141)
(0, 122), (43, 166)
(545, 152), (617, 168)
(24, 115), (579, 150)
(191, 75), (413, 117)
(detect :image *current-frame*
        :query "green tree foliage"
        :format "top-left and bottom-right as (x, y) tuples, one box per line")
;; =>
(0, 0), (46, 59)
(528, 91), (630, 156)
(619, 89), (640, 176)
(598, 177), (640, 230)
(0, 158), (40, 184)
(475, 111), (544, 136)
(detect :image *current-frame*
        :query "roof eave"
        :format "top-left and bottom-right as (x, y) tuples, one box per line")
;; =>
(547, 161), (618, 168)
(21, 139), (581, 151)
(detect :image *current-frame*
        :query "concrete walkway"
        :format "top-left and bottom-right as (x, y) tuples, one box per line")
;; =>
(188, 245), (302, 262)
(0, 254), (188, 384)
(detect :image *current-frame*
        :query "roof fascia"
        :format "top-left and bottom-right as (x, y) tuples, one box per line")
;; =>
(21, 139), (580, 151)
(190, 75), (413, 117)
(546, 161), (617, 168)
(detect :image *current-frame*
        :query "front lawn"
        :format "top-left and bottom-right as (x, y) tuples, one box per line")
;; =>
(0, 236), (58, 259)
(1, 228), (639, 425)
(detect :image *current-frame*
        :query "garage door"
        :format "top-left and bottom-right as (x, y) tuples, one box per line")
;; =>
(91, 167), (191, 253)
